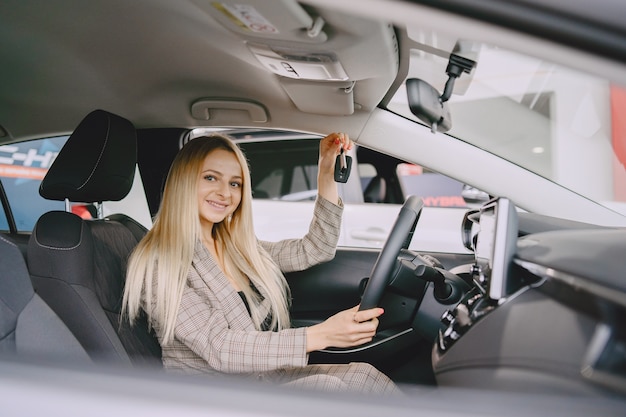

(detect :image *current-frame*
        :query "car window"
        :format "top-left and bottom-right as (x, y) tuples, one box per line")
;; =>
(237, 137), (321, 201)
(0, 136), (154, 233)
(187, 128), (480, 252)
(0, 136), (68, 232)
(0, 196), (9, 231)
(397, 163), (469, 208)
(253, 168), (282, 199)
(192, 128), (483, 208)
(252, 163), (319, 201)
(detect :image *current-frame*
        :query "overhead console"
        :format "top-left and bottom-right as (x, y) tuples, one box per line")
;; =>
(204, 1), (399, 115)
(246, 43), (349, 81)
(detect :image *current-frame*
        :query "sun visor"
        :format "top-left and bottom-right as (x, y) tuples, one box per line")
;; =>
(280, 78), (355, 115)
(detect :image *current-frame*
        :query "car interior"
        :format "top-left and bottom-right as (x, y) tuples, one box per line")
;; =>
(1, 0), (626, 414)
(0, 235), (90, 362)
(26, 110), (161, 366)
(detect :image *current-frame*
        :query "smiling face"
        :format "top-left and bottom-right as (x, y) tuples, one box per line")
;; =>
(197, 148), (243, 230)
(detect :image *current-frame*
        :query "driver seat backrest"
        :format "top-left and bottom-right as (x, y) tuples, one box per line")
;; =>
(0, 236), (90, 362)
(26, 109), (161, 367)
(363, 176), (387, 203)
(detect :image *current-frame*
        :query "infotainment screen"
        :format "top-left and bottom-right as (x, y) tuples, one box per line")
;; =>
(473, 197), (518, 301)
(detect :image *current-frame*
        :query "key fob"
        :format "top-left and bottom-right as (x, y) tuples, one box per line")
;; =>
(334, 148), (352, 183)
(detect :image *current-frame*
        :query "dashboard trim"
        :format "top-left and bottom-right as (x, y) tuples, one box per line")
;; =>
(514, 259), (626, 309)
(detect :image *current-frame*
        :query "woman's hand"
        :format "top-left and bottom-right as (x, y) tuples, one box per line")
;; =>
(317, 132), (353, 205)
(305, 305), (384, 352)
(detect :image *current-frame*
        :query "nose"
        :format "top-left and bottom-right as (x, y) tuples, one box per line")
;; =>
(216, 181), (231, 198)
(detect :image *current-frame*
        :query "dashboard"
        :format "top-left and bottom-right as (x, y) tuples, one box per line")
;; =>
(430, 197), (626, 397)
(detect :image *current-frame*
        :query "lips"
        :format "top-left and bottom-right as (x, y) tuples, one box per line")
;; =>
(206, 199), (228, 210)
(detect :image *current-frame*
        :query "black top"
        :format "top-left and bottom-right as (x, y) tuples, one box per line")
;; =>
(238, 291), (273, 331)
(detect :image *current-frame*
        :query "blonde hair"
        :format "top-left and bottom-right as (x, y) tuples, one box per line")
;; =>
(122, 134), (291, 345)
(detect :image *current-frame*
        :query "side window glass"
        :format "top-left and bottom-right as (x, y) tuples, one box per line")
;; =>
(0, 191), (9, 230)
(358, 145), (487, 208)
(238, 136), (321, 202)
(359, 163), (387, 204)
(0, 136), (68, 232)
(358, 163), (378, 192)
(288, 164), (318, 200)
(253, 168), (283, 199)
(397, 163), (469, 208)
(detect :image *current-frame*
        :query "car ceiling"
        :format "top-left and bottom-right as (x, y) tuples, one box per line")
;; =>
(3, 0), (626, 146)
(0, 0), (402, 143)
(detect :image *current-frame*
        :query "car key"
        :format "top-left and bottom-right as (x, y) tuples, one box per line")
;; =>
(334, 147), (352, 183)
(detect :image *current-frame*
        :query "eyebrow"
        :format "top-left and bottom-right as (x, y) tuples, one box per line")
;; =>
(201, 168), (243, 181)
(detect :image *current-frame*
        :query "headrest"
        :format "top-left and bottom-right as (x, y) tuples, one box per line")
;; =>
(39, 109), (137, 203)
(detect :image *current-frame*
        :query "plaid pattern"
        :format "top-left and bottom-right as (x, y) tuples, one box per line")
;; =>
(258, 196), (344, 273)
(161, 197), (342, 375)
(159, 197), (398, 394)
(277, 363), (400, 395)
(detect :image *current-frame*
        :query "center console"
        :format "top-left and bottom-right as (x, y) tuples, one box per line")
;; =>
(431, 198), (621, 396)
(436, 197), (518, 352)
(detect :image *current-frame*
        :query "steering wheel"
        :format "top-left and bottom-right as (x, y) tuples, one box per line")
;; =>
(359, 195), (424, 311)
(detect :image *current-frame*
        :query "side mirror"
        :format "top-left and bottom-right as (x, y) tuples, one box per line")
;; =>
(406, 78), (451, 133)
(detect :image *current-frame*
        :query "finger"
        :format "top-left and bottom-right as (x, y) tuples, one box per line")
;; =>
(325, 133), (344, 156)
(353, 307), (384, 323)
(359, 317), (379, 332)
(357, 307), (384, 322)
(351, 323), (378, 339)
(342, 134), (353, 151)
(352, 333), (375, 346)
(345, 325), (377, 343)
(350, 335), (376, 347)
(330, 133), (349, 149)
(339, 133), (351, 150)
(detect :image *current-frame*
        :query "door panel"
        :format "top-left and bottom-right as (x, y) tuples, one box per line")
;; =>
(287, 248), (379, 324)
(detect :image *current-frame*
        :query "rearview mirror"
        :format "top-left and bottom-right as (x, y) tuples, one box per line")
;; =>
(406, 78), (451, 133)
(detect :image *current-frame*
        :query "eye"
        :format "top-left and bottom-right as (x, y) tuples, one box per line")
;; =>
(203, 175), (215, 181)
(230, 181), (242, 188)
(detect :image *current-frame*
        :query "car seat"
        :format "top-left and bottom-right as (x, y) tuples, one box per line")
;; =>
(363, 176), (387, 203)
(26, 109), (161, 366)
(0, 236), (90, 362)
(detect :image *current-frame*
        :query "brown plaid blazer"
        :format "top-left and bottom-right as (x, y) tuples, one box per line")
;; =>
(159, 197), (343, 377)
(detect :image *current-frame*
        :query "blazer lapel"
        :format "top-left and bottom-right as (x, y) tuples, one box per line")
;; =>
(192, 240), (256, 331)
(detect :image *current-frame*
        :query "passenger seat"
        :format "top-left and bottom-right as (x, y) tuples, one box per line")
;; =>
(27, 110), (161, 367)
(0, 236), (90, 362)
(363, 176), (387, 203)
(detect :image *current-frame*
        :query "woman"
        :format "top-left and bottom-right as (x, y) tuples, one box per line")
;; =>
(122, 132), (399, 394)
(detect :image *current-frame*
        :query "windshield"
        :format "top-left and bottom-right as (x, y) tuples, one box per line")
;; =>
(388, 30), (626, 215)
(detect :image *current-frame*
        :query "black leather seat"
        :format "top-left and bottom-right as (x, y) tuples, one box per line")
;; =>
(27, 109), (161, 366)
(363, 176), (387, 203)
(0, 236), (90, 362)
